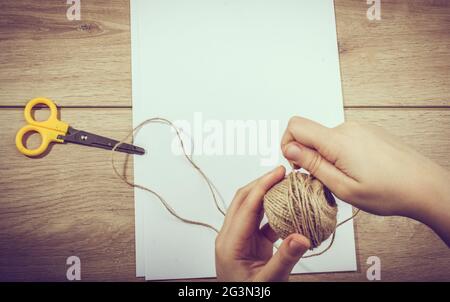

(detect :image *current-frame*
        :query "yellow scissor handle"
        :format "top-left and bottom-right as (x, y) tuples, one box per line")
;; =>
(15, 97), (69, 157)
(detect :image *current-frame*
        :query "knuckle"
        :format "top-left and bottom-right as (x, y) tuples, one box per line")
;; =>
(332, 125), (355, 147)
(234, 186), (246, 198)
(316, 132), (341, 162)
(305, 152), (322, 176)
(287, 116), (301, 128)
(254, 177), (265, 188)
(279, 244), (297, 265)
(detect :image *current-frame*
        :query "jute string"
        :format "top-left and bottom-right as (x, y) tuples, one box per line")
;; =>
(264, 171), (360, 257)
(111, 118), (226, 234)
(111, 118), (359, 258)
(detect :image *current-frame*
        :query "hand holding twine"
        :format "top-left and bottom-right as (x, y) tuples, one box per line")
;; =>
(111, 118), (358, 259)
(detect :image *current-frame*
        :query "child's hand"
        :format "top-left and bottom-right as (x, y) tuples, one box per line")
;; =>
(281, 117), (450, 244)
(215, 166), (310, 281)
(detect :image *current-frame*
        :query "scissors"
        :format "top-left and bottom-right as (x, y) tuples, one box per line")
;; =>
(15, 97), (145, 157)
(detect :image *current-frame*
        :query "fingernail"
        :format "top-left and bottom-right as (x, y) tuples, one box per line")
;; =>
(289, 238), (307, 256)
(285, 144), (301, 160)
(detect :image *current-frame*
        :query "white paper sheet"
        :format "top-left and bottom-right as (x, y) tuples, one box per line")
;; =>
(131, 0), (357, 280)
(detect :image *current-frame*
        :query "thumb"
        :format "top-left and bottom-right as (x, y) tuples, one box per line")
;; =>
(255, 234), (310, 282)
(283, 142), (354, 199)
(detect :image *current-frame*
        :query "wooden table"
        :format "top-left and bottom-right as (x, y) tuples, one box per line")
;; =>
(0, 0), (449, 281)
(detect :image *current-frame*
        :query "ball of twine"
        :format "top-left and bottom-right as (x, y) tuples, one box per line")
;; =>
(263, 172), (338, 249)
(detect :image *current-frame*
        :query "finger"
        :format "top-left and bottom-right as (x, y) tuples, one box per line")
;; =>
(222, 179), (256, 230)
(222, 166), (284, 232)
(281, 116), (336, 162)
(283, 142), (357, 199)
(255, 234), (310, 282)
(232, 166), (286, 237)
(260, 223), (279, 243)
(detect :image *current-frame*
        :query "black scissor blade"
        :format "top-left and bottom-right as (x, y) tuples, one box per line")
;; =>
(61, 127), (145, 155)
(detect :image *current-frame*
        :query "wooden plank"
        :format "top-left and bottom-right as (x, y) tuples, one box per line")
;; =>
(0, 108), (136, 281)
(335, 0), (450, 106)
(345, 107), (450, 170)
(0, 108), (449, 281)
(0, 0), (449, 107)
(0, 0), (131, 107)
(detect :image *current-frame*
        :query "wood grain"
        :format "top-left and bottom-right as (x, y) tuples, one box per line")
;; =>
(0, 108), (449, 281)
(0, 108), (136, 281)
(335, 0), (450, 107)
(0, 0), (131, 107)
(0, 0), (449, 282)
(0, 0), (449, 107)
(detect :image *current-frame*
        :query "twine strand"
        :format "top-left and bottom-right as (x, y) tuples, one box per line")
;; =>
(111, 118), (359, 259)
(111, 117), (225, 234)
(288, 172), (360, 258)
